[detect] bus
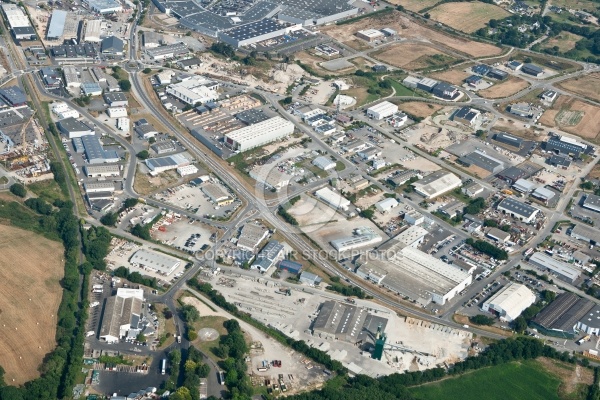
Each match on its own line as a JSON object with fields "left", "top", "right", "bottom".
{"left": 161, "top": 359, "right": 167, "bottom": 375}
{"left": 218, "top": 371, "right": 225, "bottom": 385}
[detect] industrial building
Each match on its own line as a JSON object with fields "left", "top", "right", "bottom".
{"left": 81, "top": 134, "right": 120, "bottom": 164}
{"left": 101, "top": 36, "right": 124, "bottom": 56}
{"left": 299, "top": 271, "right": 322, "bottom": 286}
{"left": 497, "top": 197, "right": 540, "bottom": 223}
{"left": 224, "top": 116, "right": 294, "bottom": 152}
{"left": 104, "top": 92, "right": 128, "bottom": 107}
{"left": 510, "top": 103, "right": 533, "bottom": 118}
{"left": 416, "top": 78, "right": 439, "bottom": 92}
{"left": 494, "top": 132, "right": 523, "bottom": 148}
{"left": 107, "top": 107, "right": 127, "bottom": 118}
{"left": 0, "top": 86, "right": 27, "bottom": 107}
{"left": 278, "top": 259, "right": 302, "bottom": 274}
{"left": 130, "top": 249, "right": 181, "bottom": 276}
{"left": 394, "top": 225, "right": 428, "bottom": 248}
{"left": 532, "top": 292, "right": 594, "bottom": 338}
{"left": 388, "top": 170, "right": 421, "bottom": 187}
{"left": 84, "top": 0, "right": 123, "bottom": 14}
{"left": 453, "top": 107, "right": 480, "bottom": 126}
{"left": 330, "top": 227, "right": 382, "bottom": 252}
{"left": 457, "top": 150, "right": 504, "bottom": 174}
{"left": 462, "top": 182, "right": 484, "bottom": 198}
{"left": 82, "top": 19, "right": 102, "bottom": 42}
{"left": 312, "top": 156, "right": 336, "bottom": 171}
{"left": 219, "top": 19, "right": 298, "bottom": 48}
{"left": 482, "top": 282, "right": 535, "bottom": 322}
{"left": 583, "top": 194, "right": 600, "bottom": 213}
{"left": 201, "top": 183, "right": 232, "bottom": 206}
{"left": 541, "top": 90, "right": 558, "bottom": 102}
{"left": 513, "top": 178, "right": 536, "bottom": 193}
{"left": 249, "top": 167, "right": 291, "bottom": 191}
{"left": 57, "top": 117, "right": 94, "bottom": 138}
{"left": 497, "top": 166, "right": 527, "bottom": 184}
{"left": 151, "top": 141, "right": 176, "bottom": 155}
{"left": 252, "top": 240, "right": 285, "bottom": 273}
{"left": 145, "top": 154, "right": 190, "bottom": 174}
{"left": 177, "top": 57, "right": 202, "bottom": 70}
{"left": 431, "top": 82, "right": 459, "bottom": 100}
{"left": 177, "top": 165, "right": 198, "bottom": 176}
{"left": 412, "top": 170, "right": 462, "bottom": 199}
{"left": 83, "top": 164, "right": 120, "bottom": 178}
{"left": 531, "top": 187, "right": 556, "bottom": 203}
{"left": 145, "top": 43, "right": 189, "bottom": 60}
{"left": 47, "top": 10, "right": 68, "bottom": 40}
{"left": 52, "top": 102, "right": 80, "bottom": 119}
{"left": 548, "top": 155, "right": 571, "bottom": 168}
{"left": 142, "top": 31, "right": 163, "bottom": 48}
{"left": 165, "top": 76, "right": 219, "bottom": 105}
{"left": 571, "top": 223, "right": 600, "bottom": 246}
{"left": 545, "top": 135, "right": 593, "bottom": 158}
{"left": 522, "top": 63, "right": 544, "bottom": 77}
{"left": 528, "top": 252, "right": 581, "bottom": 283}
{"left": 356, "top": 240, "right": 472, "bottom": 305}
{"left": 356, "top": 29, "right": 384, "bottom": 42}
{"left": 366, "top": 101, "right": 398, "bottom": 120}
{"left": 486, "top": 227, "right": 511, "bottom": 243}
{"left": 2, "top": 4, "right": 36, "bottom": 40}
{"left": 487, "top": 68, "right": 508, "bottom": 80}
{"left": 237, "top": 223, "right": 269, "bottom": 251}
{"left": 81, "top": 82, "right": 102, "bottom": 96}
{"left": 375, "top": 197, "right": 399, "bottom": 213}
{"left": 84, "top": 181, "right": 115, "bottom": 193}
{"left": 315, "top": 187, "right": 350, "bottom": 211}
{"left": 62, "top": 66, "right": 81, "bottom": 88}
{"left": 99, "top": 288, "right": 144, "bottom": 343}
{"left": 312, "top": 300, "right": 369, "bottom": 342}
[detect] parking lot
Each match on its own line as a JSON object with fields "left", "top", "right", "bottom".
{"left": 152, "top": 181, "right": 240, "bottom": 219}
{"left": 151, "top": 216, "right": 215, "bottom": 254}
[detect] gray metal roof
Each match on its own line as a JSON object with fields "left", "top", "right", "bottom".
{"left": 533, "top": 292, "right": 593, "bottom": 332}
{"left": 81, "top": 134, "right": 119, "bottom": 161}
{"left": 0, "top": 85, "right": 26, "bottom": 105}
{"left": 57, "top": 117, "right": 94, "bottom": 133}
{"left": 47, "top": 10, "right": 67, "bottom": 39}
{"left": 101, "top": 36, "right": 124, "bottom": 54}
{"left": 497, "top": 197, "right": 539, "bottom": 218}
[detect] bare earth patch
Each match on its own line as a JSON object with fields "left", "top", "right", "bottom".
{"left": 0, "top": 225, "right": 63, "bottom": 385}
{"left": 398, "top": 101, "right": 443, "bottom": 118}
{"left": 429, "top": 69, "right": 471, "bottom": 85}
{"left": 539, "top": 96, "right": 600, "bottom": 139}
{"left": 478, "top": 77, "right": 530, "bottom": 99}
{"left": 535, "top": 357, "right": 593, "bottom": 398}
{"left": 321, "top": 11, "right": 502, "bottom": 58}
{"left": 557, "top": 73, "right": 600, "bottom": 103}
{"left": 428, "top": 2, "right": 510, "bottom": 33}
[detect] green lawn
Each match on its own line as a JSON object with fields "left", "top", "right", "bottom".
{"left": 390, "top": 80, "right": 421, "bottom": 97}
{"left": 410, "top": 361, "right": 562, "bottom": 400}
{"left": 28, "top": 179, "right": 67, "bottom": 203}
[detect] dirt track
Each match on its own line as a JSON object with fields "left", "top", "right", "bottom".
{"left": 0, "top": 224, "right": 63, "bottom": 385}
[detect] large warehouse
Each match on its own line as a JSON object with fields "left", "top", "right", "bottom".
{"left": 497, "top": 197, "right": 540, "bottom": 223}
{"left": 457, "top": 150, "right": 505, "bottom": 174}
{"left": 99, "top": 288, "right": 144, "bottom": 343}
{"left": 84, "top": 0, "right": 122, "bottom": 14}
{"left": 315, "top": 187, "right": 351, "bottom": 211}
{"left": 412, "top": 170, "right": 462, "bottom": 199}
{"left": 583, "top": 194, "right": 600, "bottom": 213}
{"left": 80, "top": 135, "right": 119, "bottom": 164}
{"left": 218, "top": 19, "right": 299, "bottom": 48}
{"left": 330, "top": 227, "right": 382, "bottom": 252}
{"left": 366, "top": 101, "right": 398, "bottom": 120}
{"left": 2, "top": 4, "right": 36, "bottom": 39}
{"left": 571, "top": 223, "right": 600, "bottom": 246}
{"left": 481, "top": 282, "right": 535, "bottom": 322}
{"left": 532, "top": 292, "right": 595, "bottom": 338}
{"left": 356, "top": 240, "right": 472, "bottom": 305}
{"left": 224, "top": 116, "right": 294, "bottom": 152}
{"left": 129, "top": 249, "right": 181, "bottom": 276}
{"left": 145, "top": 153, "right": 190, "bottom": 174}
{"left": 165, "top": 76, "right": 218, "bottom": 105}
{"left": 312, "top": 300, "right": 387, "bottom": 343}
{"left": 528, "top": 252, "right": 581, "bottom": 283}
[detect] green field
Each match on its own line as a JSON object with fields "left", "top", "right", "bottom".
{"left": 410, "top": 361, "right": 562, "bottom": 400}
{"left": 389, "top": 80, "right": 421, "bottom": 97}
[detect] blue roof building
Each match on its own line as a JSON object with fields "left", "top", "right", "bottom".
{"left": 472, "top": 64, "right": 491, "bottom": 75}
{"left": 278, "top": 260, "right": 303, "bottom": 274}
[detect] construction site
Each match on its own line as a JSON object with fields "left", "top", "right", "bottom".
{"left": 210, "top": 270, "right": 473, "bottom": 377}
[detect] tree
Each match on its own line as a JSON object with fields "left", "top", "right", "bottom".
{"left": 136, "top": 150, "right": 150, "bottom": 160}
{"left": 475, "top": 129, "right": 486, "bottom": 138}
{"left": 143, "top": 67, "right": 152, "bottom": 74}
{"left": 131, "top": 223, "right": 151, "bottom": 240}
{"left": 581, "top": 181, "right": 594, "bottom": 190}
{"left": 469, "top": 315, "right": 495, "bottom": 326}
{"left": 180, "top": 304, "right": 200, "bottom": 323}
{"left": 489, "top": 19, "right": 498, "bottom": 28}
{"left": 282, "top": 96, "right": 293, "bottom": 105}
{"left": 122, "top": 198, "right": 139, "bottom": 209}
{"left": 119, "top": 79, "right": 132, "bottom": 91}
{"left": 136, "top": 333, "right": 146, "bottom": 343}
{"left": 187, "top": 329, "right": 198, "bottom": 341}
{"left": 424, "top": 12, "right": 431, "bottom": 19}
{"left": 484, "top": 219, "right": 498, "bottom": 227}
{"left": 524, "top": 57, "right": 532, "bottom": 63}
{"left": 360, "top": 209, "right": 375, "bottom": 219}
{"left": 512, "top": 316, "right": 528, "bottom": 333}
{"left": 100, "top": 212, "right": 118, "bottom": 226}
{"left": 163, "top": 309, "right": 173, "bottom": 319}
{"left": 9, "top": 183, "right": 26, "bottom": 198}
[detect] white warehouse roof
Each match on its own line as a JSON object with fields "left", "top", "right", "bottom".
{"left": 412, "top": 170, "right": 462, "bottom": 199}
{"left": 315, "top": 187, "right": 350, "bottom": 210}
{"left": 129, "top": 249, "right": 181, "bottom": 276}
{"left": 367, "top": 101, "right": 398, "bottom": 116}
{"left": 482, "top": 282, "right": 536, "bottom": 321}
